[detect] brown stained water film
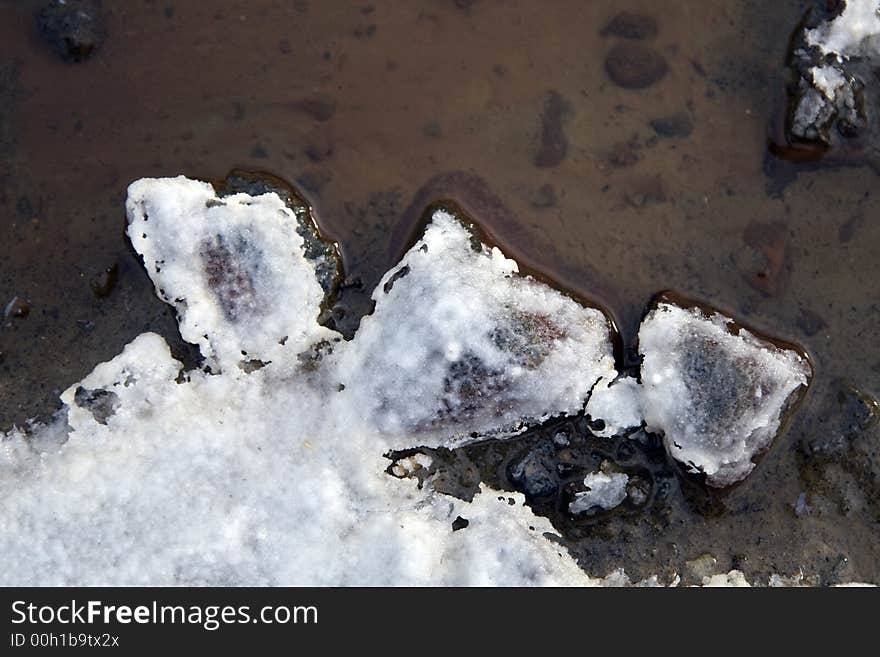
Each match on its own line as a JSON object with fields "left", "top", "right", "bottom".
{"left": 1, "top": 0, "right": 879, "bottom": 584}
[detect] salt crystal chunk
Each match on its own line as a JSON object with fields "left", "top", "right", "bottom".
{"left": 638, "top": 298, "right": 811, "bottom": 486}
{"left": 333, "top": 208, "right": 617, "bottom": 448}
{"left": 568, "top": 471, "right": 629, "bottom": 514}
{"left": 126, "top": 177, "right": 338, "bottom": 373}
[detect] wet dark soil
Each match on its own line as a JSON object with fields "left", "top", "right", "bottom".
{"left": 1, "top": 0, "right": 878, "bottom": 583}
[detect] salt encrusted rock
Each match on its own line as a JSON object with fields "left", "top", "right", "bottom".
{"left": 569, "top": 472, "right": 629, "bottom": 514}
{"left": 775, "top": 0, "right": 880, "bottom": 165}
{"left": 126, "top": 177, "right": 340, "bottom": 374}
{"left": 333, "top": 208, "right": 617, "bottom": 448}
{"left": 638, "top": 298, "right": 812, "bottom": 486}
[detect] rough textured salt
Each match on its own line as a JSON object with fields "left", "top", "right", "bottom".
{"left": 126, "top": 177, "right": 338, "bottom": 374}
{"left": 0, "top": 182, "right": 619, "bottom": 586}
{"left": 805, "top": 0, "right": 880, "bottom": 59}
{"left": 332, "top": 210, "right": 617, "bottom": 449}
{"left": 585, "top": 376, "right": 643, "bottom": 437}
{"left": 568, "top": 472, "right": 629, "bottom": 514}
{"left": 638, "top": 300, "right": 811, "bottom": 486}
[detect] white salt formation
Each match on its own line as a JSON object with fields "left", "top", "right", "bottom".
{"left": 788, "top": 1, "right": 880, "bottom": 143}
{"left": 0, "top": 180, "right": 621, "bottom": 586}
{"left": 568, "top": 472, "right": 629, "bottom": 514}
{"left": 126, "top": 177, "right": 338, "bottom": 373}
{"left": 333, "top": 210, "right": 616, "bottom": 449}
{"left": 638, "top": 300, "right": 812, "bottom": 486}
{"left": 585, "top": 376, "right": 642, "bottom": 437}
{"left": 805, "top": 0, "right": 880, "bottom": 59}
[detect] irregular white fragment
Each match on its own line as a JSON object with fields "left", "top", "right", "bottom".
{"left": 585, "top": 376, "right": 642, "bottom": 437}
{"left": 806, "top": 0, "right": 880, "bottom": 59}
{"left": 638, "top": 301, "right": 811, "bottom": 486}
{"left": 126, "top": 177, "right": 337, "bottom": 373}
{"left": 333, "top": 209, "right": 617, "bottom": 448}
{"left": 569, "top": 471, "right": 629, "bottom": 514}
{"left": 390, "top": 453, "right": 433, "bottom": 478}
{"left": 810, "top": 65, "right": 848, "bottom": 100}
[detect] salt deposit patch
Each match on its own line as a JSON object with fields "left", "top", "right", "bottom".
{"left": 126, "top": 177, "right": 338, "bottom": 374}
{"left": 0, "top": 182, "right": 621, "bottom": 586}
{"left": 333, "top": 210, "right": 617, "bottom": 449}
{"left": 638, "top": 299, "right": 812, "bottom": 486}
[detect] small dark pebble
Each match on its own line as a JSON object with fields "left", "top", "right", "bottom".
{"left": 605, "top": 43, "right": 668, "bottom": 90}
{"left": 250, "top": 144, "right": 269, "bottom": 159}
{"left": 451, "top": 516, "right": 469, "bottom": 531}
{"left": 608, "top": 141, "right": 640, "bottom": 167}
{"left": 600, "top": 12, "right": 658, "bottom": 40}
{"left": 89, "top": 264, "right": 118, "bottom": 298}
{"left": 534, "top": 90, "right": 571, "bottom": 168}
{"left": 531, "top": 183, "right": 557, "bottom": 209}
{"left": 797, "top": 308, "right": 827, "bottom": 337}
{"left": 291, "top": 96, "right": 336, "bottom": 122}
{"left": 649, "top": 113, "right": 693, "bottom": 138}
{"left": 304, "top": 133, "right": 334, "bottom": 162}
{"left": 37, "top": 0, "right": 106, "bottom": 63}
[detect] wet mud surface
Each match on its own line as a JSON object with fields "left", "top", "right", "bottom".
{"left": 1, "top": 0, "right": 878, "bottom": 583}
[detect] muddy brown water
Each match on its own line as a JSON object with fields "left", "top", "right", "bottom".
{"left": 1, "top": 0, "right": 878, "bottom": 584}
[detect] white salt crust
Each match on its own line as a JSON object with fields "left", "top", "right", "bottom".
{"left": 638, "top": 302, "right": 811, "bottom": 486}
{"left": 0, "top": 180, "right": 617, "bottom": 586}
{"left": 0, "top": 178, "right": 830, "bottom": 585}
{"left": 806, "top": 0, "right": 880, "bottom": 59}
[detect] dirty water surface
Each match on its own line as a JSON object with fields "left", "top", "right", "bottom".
{"left": 1, "top": 0, "right": 878, "bottom": 584}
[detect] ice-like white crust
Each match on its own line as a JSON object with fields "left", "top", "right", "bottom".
{"left": 806, "top": 0, "right": 880, "bottom": 58}
{"left": 333, "top": 210, "right": 616, "bottom": 448}
{"left": 126, "top": 177, "right": 337, "bottom": 373}
{"left": 585, "top": 376, "right": 643, "bottom": 437}
{"left": 0, "top": 313, "right": 605, "bottom": 587}
{"left": 569, "top": 472, "right": 629, "bottom": 514}
{"left": 638, "top": 301, "right": 811, "bottom": 486}
{"left": 0, "top": 186, "right": 627, "bottom": 586}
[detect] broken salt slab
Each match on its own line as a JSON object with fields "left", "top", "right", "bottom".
{"left": 126, "top": 176, "right": 338, "bottom": 373}
{"left": 805, "top": 0, "right": 880, "bottom": 59}
{"left": 638, "top": 298, "right": 811, "bottom": 487}
{"left": 585, "top": 376, "right": 642, "bottom": 437}
{"left": 569, "top": 472, "right": 629, "bottom": 514}
{"left": 333, "top": 208, "right": 617, "bottom": 448}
